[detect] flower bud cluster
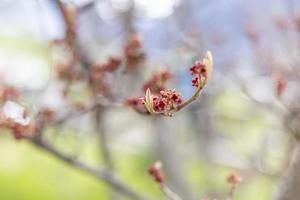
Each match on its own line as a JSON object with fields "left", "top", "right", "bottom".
{"left": 124, "top": 34, "right": 145, "bottom": 69}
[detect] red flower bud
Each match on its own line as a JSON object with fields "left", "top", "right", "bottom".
{"left": 226, "top": 172, "right": 242, "bottom": 184}
{"left": 148, "top": 161, "right": 164, "bottom": 183}
{"left": 124, "top": 34, "right": 145, "bottom": 69}
{"left": 191, "top": 77, "right": 200, "bottom": 87}
{"left": 273, "top": 72, "right": 287, "bottom": 98}
{"left": 190, "top": 60, "right": 206, "bottom": 75}
{"left": 103, "top": 56, "right": 122, "bottom": 72}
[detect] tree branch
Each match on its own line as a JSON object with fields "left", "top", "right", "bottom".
{"left": 30, "top": 136, "right": 150, "bottom": 200}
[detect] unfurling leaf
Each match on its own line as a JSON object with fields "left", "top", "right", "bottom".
{"left": 145, "top": 88, "right": 154, "bottom": 113}
{"left": 203, "top": 50, "right": 213, "bottom": 81}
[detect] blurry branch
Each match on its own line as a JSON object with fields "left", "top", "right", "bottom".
{"left": 52, "top": 103, "right": 99, "bottom": 125}
{"left": 246, "top": 153, "right": 281, "bottom": 178}
{"left": 233, "top": 79, "right": 299, "bottom": 177}
{"left": 227, "top": 184, "right": 236, "bottom": 200}
{"left": 95, "top": 106, "right": 114, "bottom": 169}
{"left": 53, "top": 97, "right": 117, "bottom": 174}
{"left": 236, "top": 77, "right": 300, "bottom": 142}
{"left": 94, "top": 106, "right": 118, "bottom": 200}
{"left": 201, "top": 133, "right": 281, "bottom": 178}
{"left": 234, "top": 29, "right": 300, "bottom": 199}
{"left": 78, "top": 0, "right": 99, "bottom": 12}
{"left": 153, "top": 117, "right": 196, "bottom": 200}
{"left": 239, "top": 19, "right": 300, "bottom": 198}
{"left": 122, "top": 0, "right": 136, "bottom": 36}
{"left": 53, "top": 0, "right": 92, "bottom": 71}
{"left": 30, "top": 136, "right": 150, "bottom": 200}
{"left": 275, "top": 110, "right": 300, "bottom": 200}
{"left": 172, "top": 0, "right": 205, "bottom": 53}
{"left": 51, "top": 100, "right": 123, "bottom": 125}
{"left": 239, "top": 83, "right": 284, "bottom": 115}
{"left": 161, "top": 185, "right": 183, "bottom": 200}
{"left": 275, "top": 144, "right": 300, "bottom": 200}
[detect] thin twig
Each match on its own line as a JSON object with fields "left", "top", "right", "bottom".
{"left": 176, "top": 79, "right": 206, "bottom": 111}
{"left": 50, "top": 100, "right": 124, "bottom": 125}
{"left": 161, "top": 184, "right": 183, "bottom": 200}
{"left": 228, "top": 184, "right": 236, "bottom": 200}
{"left": 52, "top": 103, "right": 99, "bottom": 125}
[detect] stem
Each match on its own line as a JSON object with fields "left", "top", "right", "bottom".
{"left": 176, "top": 75, "right": 206, "bottom": 111}
{"left": 228, "top": 184, "right": 236, "bottom": 200}
{"left": 161, "top": 184, "right": 184, "bottom": 200}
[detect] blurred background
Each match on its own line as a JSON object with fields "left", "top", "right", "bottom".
{"left": 0, "top": 0, "right": 300, "bottom": 200}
